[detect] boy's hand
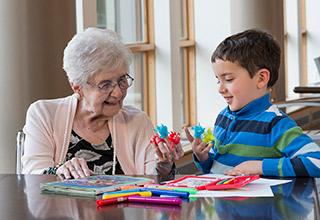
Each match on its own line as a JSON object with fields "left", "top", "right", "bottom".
{"left": 225, "top": 161, "right": 263, "bottom": 176}
{"left": 184, "top": 127, "right": 212, "bottom": 162}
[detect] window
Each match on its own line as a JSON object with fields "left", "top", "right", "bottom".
{"left": 179, "top": 0, "right": 196, "bottom": 127}
{"left": 284, "top": 0, "right": 320, "bottom": 99}
{"left": 77, "top": 0, "right": 156, "bottom": 123}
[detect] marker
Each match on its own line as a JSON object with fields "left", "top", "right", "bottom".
{"left": 216, "top": 179, "right": 229, "bottom": 185}
{"left": 127, "top": 196, "right": 182, "bottom": 205}
{"left": 223, "top": 178, "right": 236, "bottom": 185}
{"left": 96, "top": 197, "right": 128, "bottom": 207}
{"left": 102, "top": 191, "right": 152, "bottom": 199}
{"left": 119, "top": 185, "right": 139, "bottom": 190}
{"left": 145, "top": 185, "right": 197, "bottom": 194}
{"left": 103, "top": 189, "right": 141, "bottom": 195}
{"left": 140, "top": 188, "right": 189, "bottom": 198}
{"left": 171, "top": 187, "right": 197, "bottom": 195}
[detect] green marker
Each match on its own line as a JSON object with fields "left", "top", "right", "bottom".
{"left": 172, "top": 187, "right": 197, "bottom": 194}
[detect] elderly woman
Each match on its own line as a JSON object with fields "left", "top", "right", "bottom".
{"left": 22, "top": 28, "right": 184, "bottom": 179}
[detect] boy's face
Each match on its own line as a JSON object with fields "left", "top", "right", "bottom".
{"left": 212, "top": 59, "right": 267, "bottom": 111}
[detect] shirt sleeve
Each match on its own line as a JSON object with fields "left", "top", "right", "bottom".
{"left": 193, "top": 152, "right": 214, "bottom": 174}
{"left": 262, "top": 117, "right": 320, "bottom": 177}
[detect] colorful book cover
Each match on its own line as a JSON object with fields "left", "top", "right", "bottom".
{"left": 40, "top": 175, "right": 154, "bottom": 197}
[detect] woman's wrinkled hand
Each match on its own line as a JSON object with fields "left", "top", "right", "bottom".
{"left": 56, "top": 157, "right": 93, "bottom": 180}
{"left": 153, "top": 138, "right": 184, "bottom": 163}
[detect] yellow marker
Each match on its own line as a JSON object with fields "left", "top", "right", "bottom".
{"left": 222, "top": 178, "right": 236, "bottom": 185}
{"left": 102, "top": 191, "right": 152, "bottom": 199}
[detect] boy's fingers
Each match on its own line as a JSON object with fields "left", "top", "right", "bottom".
{"left": 184, "top": 127, "right": 194, "bottom": 143}
{"left": 198, "top": 142, "right": 210, "bottom": 152}
{"left": 203, "top": 143, "right": 213, "bottom": 153}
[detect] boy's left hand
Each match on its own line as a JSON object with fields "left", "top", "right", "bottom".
{"left": 225, "top": 161, "right": 263, "bottom": 176}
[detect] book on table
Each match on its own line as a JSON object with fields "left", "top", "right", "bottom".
{"left": 40, "top": 175, "right": 154, "bottom": 197}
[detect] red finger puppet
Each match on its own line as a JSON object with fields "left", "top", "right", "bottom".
{"left": 150, "top": 133, "right": 165, "bottom": 146}
{"left": 168, "top": 131, "right": 181, "bottom": 149}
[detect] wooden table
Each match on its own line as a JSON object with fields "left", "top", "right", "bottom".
{"left": 0, "top": 174, "right": 319, "bottom": 220}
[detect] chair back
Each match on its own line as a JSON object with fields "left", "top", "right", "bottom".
{"left": 16, "top": 130, "right": 25, "bottom": 174}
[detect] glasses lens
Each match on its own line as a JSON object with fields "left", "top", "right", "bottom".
{"left": 119, "top": 77, "right": 129, "bottom": 89}
{"left": 99, "top": 81, "right": 113, "bottom": 93}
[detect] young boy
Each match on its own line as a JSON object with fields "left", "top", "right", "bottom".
{"left": 185, "top": 29, "right": 320, "bottom": 177}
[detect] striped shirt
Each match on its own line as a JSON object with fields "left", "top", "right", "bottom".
{"left": 195, "top": 93, "right": 320, "bottom": 177}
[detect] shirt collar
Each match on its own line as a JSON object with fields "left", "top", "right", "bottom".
{"left": 227, "top": 93, "right": 272, "bottom": 116}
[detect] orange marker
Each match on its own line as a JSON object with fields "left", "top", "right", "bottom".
{"left": 96, "top": 197, "right": 128, "bottom": 207}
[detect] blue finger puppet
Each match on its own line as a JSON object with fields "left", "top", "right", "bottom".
{"left": 192, "top": 124, "right": 205, "bottom": 139}
{"left": 155, "top": 124, "right": 169, "bottom": 138}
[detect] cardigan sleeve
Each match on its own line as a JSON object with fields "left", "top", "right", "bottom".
{"left": 21, "top": 101, "right": 56, "bottom": 174}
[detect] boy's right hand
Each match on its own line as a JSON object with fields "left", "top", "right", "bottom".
{"left": 184, "top": 127, "right": 212, "bottom": 162}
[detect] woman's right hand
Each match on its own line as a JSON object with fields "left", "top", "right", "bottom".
{"left": 56, "top": 157, "right": 93, "bottom": 179}
{"left": 184, "top": 127, "right": 212, "bottom": 162}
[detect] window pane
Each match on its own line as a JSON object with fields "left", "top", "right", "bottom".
{"left": 180, "top": 48, "right": 188, "bottom": 126}
{"left": 97, "top": 0, "right": 145, "bottom": 43}
{"left": 124, "top": 53, "right": 144, "bottom": 110}
{"left": 180, "top": 0, "right": 187, "bottom": 39}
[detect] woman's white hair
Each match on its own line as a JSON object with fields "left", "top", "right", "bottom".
{"left": 63, "top": 27, "right": 132, "bottom": 85}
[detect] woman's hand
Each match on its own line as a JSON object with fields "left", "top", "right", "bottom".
{"left": 224, "top": 161, "right": 263, "bottom": 176}
{"left": 56, "top": 157, "right": 93, "bottom": 179}
{"left": 184, "top": 127, "right": 212, "bottom": 162}
{"left": 154, "top": 138, "right": 184, "bottom": 163}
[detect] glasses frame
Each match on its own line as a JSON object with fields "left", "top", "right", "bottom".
{"left": 87, "top": 74, "right": 134, "bottom": 95}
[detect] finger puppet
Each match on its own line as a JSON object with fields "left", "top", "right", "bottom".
{"left": 155, "top": 124, "right": 169, "bottom": 139}
{"left": 168, "top": 131, "right": 181, "bottom": 149}
{"left": 202, "top": 128, "right": 215, "bottom": 144}
{"left": 192, "top": 124, "right": 205, "bottom": 139}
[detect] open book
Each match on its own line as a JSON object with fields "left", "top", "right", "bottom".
{"left": 40, "top": 175, "right": 153, "bottom": 197}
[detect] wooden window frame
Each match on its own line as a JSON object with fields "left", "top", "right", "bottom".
{"left": 125, "top": 0, "right": 156, "bottom": 124}
{"left": 179, "top": 0, "right": 196, "bottom": 127}
{"left": 298, "top": 0, "right": 308, "bottom": 87}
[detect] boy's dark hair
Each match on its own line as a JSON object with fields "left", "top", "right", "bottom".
{"left": 211, "top": 29, "right": 280, "bottom": 88}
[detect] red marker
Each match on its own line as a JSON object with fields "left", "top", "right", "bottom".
{"left": 96, "top": 197, "right": 128, "bottom": 207}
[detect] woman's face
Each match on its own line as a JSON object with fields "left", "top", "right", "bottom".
{"left": 79, "top": 64, "right": 129, "bottom": 119}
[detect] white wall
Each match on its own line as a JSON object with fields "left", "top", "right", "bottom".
{"left": 0, "top": 1, "right": 75, "bottom": 173}
{"left": 194, "top": 0, "right": 231, "bottom": 127}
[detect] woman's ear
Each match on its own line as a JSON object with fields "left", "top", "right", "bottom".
{"left": 70, "top": 82, "right": 83, "bottom": 99}
{"left": 256, "top": 68, "right": 270, "bottom": 89}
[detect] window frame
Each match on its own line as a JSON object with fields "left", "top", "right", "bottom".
{"left": 179, "top": 0, "right": 196, "bottom": 127}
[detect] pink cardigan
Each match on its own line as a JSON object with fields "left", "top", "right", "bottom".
{"left": 22, "top": 94, "right": 156, "bottom": 175}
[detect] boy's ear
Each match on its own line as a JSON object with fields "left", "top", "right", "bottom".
{"left": 256, "top": 68, "right": 270, "bottom": 89}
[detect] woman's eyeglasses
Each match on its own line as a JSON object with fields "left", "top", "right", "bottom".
{"left": 87, "top": 74, "right": 134, "bottom": 94}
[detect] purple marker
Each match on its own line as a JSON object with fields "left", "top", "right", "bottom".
{"left": 127, "top": 196, "right": 182, "bottom": 206}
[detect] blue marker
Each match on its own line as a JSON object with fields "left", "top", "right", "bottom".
{"left": 140, "top": 188, "right": 190, "bottom": 199}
